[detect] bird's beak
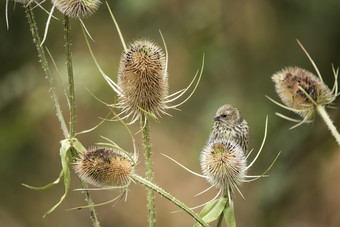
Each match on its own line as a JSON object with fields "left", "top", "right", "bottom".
{"left": 214, "top": 116, "right": 220, "bottom": 121}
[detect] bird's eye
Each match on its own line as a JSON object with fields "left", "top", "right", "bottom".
{"left": 222, "top": 114, "right": 227, "bottom": 118}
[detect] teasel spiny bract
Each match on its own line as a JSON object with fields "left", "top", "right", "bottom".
{"left": 200, "top": 117, "right": 274, "bottom": 203}
{"left": 6, "top": 0, "right": 34, "bottom": 29}
{"left": 72, "top": 143, "right": 209, "bottom": 226}
{"left": 164, "top": 117, "right": 277, "bottom": 205}
{"left": 268, "top": 40, "right": 340, "bottom": 146}
{"left": 200, "top": 140, "right": 247, "bottom": 198}
{"left": 268, "top": 40, "right": 339, "bottom": 129}
{"left": 74, "top": 146, "right": 137, "bottom": 188}
{"left": 85, "top": 3, "right": 204, "bottom": 124}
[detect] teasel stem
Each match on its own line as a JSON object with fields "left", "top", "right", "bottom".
{"left": 216, "top": 191, "right": 228, "bottom": 227}
{"left": 216, "top": 209, "right": 224, "bottom": 227}
{"left": 63, "top": 16, "right": 100, "bottom": 227}
{"left": 25, "top": 4, "right": 69, "bottom": 137}
{"left": 132, "top": 174, "right": 208, "bottom": 227}
{"left": 316, "top": 105, "right": 340, "bottom": 146}
{"left": 25, "top": 5, "right": 100, "bottom": 225}
{"left": 141, "top": 116, "right": 155, "bottom": 226}
{"left": 63, "top": 15, "right": 76, "bottom": 138}
{"left": 80, "top": 180, "right": 101, "bottom": 227}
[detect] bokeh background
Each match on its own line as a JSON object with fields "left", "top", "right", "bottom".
{"left": 1, "top": 0, "right": 340, "bottom": 226}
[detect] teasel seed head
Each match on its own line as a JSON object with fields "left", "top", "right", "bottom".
{"left": 272, "top": 66, "right": 334, "bottom": 119}
{"left": 200, "top": 140, "right": 247, "bottom": 193}
{"left": 74, "top": 146, "right": 135, "bottom": 187}
{"left": 51, "top": 0, "right": 101, "bottom": 18}
{"left": 117, "top": 39, "right": 168, "bottom": 121}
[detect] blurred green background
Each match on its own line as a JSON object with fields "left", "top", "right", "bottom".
{"left": 1, "top": 0, "right": 340, "bottom": 226}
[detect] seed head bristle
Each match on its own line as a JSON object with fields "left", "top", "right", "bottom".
{"left": 272, "top": 66, "right": 333, "bottom": 118}
{"left": 200, "top": 141, "right": 247, "bottom": 192}
{"left": 118, "top": 39, "right": 168, "bottom": 121}
{"left": 51, "top": 0, "right": 101, "bottom": 18}
{"left": 74, "top": 146, "right": 134, "bottom": 187}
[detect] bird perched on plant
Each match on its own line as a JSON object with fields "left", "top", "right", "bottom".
{"left": 208, "top": 104, "right": 249, "bottom": 152}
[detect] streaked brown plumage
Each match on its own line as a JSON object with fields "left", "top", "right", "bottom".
{"left": 208, "top": 104, "right": 249, "bottom": 152}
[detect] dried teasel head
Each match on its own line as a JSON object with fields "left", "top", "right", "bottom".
{"left": 200, "top": 141, "right": 247, "bottom": 193}
{"left": 117, "top": 39, "right": 168, "bottom": 122}
{"left": 272, "top": 66, "right": 334, "bottom": 119}
{"left": 87, "top": 8, "right": 205, "bottom": 124}
{"left": 51, "top": 0, "right": 101, "bottom": 18}
{"left": 74, "top": 146, "right": 135, "bottom": 187}
{"left": 268, "top": 41, "right": 339, "bottom": 128}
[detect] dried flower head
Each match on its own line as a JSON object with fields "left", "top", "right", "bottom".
{"left": 201, "top": 141, "right": 247, "bottom": 193}
{"left": 117, "top": 40, "right": 168, "bottom": 121}
{"left": 272, "top": 66, "right": 334, "bottom": 119}
{"left": 51, "top": 0, "right": 101, "bottom": 18}
{"left": 74, "top": 146, "right": 135, "bottom": 187}
{"left": 85, "top": 10, "right": 205, "bottom": 124}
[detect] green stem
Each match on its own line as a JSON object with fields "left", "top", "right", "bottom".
{"left": 63, "top": 16, "right": 100, "bottom": 227}
{"left": 216, "top": 192, "right": 228, "bottom": 227}
{"left": 132, "top": 174, "right": 208, "bottom": 227}
{"left": 25, "top": 4, "right": 69, "bottom": 138}
{"left": 216, "top": 211, "right": 224, "bottom": 227}
{"left": 25, "top": 5, "right": 99, "bottom": 226}
{"left": 64, "top": 15, "right": 76, "bottom": 138}
{"left": 80, "top": 180, "right": 101, "bottom": 227}
{"left": 141, "top": 117, "right": 155, "bottom": 226}
{"left": 316, "top": 105, "right": 340, "bottom": 147}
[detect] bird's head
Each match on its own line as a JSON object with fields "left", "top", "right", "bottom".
{"left": 214, "top": 104, "right": 243, "bottom": 127}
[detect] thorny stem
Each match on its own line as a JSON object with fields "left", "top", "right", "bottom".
{"left": 63, "top": 16, "right": 100, "bottom": 227}
{"left": 25, "top": 4, "right": 69, "bottom": 138}
{"left": 64, "top": 16, "right": 76, "bottom": 138}
{"left": 316, "top": 105, "right": 340, "bottom": 147}
{"left": 142, "top": 117, "right": 155, "bottom": 227}
{"left": 80, "top": 180, "right": 100, "bottom": 227}
{"left": 132, "top": 174, "right": 208, "bottom": 227}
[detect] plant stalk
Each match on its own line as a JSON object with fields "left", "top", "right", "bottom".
{"left": 25, "top": 4, "right": 69, "bottom": 138}
{"left": 80, "top": 180, "right": 101, "bottom": 226}
{"left": 132, "top": 174, "right": 208, "bottom": 227}
{"left": 63, "top": 15, "right": 76, "bottom": 138}
{"left": 63, "top": 16, "right": 100, "bottom": 227}
{"left": 216, "top": 192, "right": 228, "bottom": 227}
{"left": 316, "top": 105, "right": 340, "bottom": 147}
{"left": 141, "top": 117, "right": 155, "bottom": 226}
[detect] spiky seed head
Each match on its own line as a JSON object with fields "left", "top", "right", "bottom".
{"left": 209, "top": 104, "right": 249, "bottom": 152}
{"left": 51, "top": 0, "right": 101, "bottom": 18}
{"left": 74, "top": 146, "right": 134, "bottom": 187}
{"left": 200, "top": 141, "right": 247, "bottom": 192}
{"left": 118, "top": 39, "right": 168, "bottom": 120}
{"left": 272, "top": 66, "right": 333, "bottom": 119}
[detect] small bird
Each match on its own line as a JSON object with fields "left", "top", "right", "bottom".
{"left": 208, "top": 104, "right": 249, "bottom": 152}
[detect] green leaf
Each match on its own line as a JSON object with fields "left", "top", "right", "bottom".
{"left": 199, "top": 198, "right": 227, "bottom": 223}
{"left": 224, "top": 202, "right": 236, "bottom": 227}
{"left": 22, "top": 169, "right": 63, "bottom": 190}
{"left": 72, "top": 138, "right": 87, "bottom": 154}
{"left": 43, "top": 139, "right": 72, "bottom": 218}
